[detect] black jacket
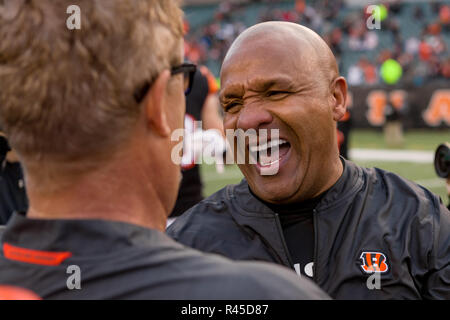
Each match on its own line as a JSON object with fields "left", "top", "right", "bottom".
{"left": 0, "top": 213, "right": 328, "bottom": 299}
{"left": 167, "top": 159, "right": 450, "bottom": 299}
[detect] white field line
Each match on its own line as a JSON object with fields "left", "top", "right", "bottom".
{"left": 349, "top": 149, "right": 434, "bottom": 163}
{"left": 203, "top": 149, "right": 441, "bottom": 184}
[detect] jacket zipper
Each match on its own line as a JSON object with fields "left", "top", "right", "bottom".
{"left": 274, "top": 213, "right": 294, "bottom": 268}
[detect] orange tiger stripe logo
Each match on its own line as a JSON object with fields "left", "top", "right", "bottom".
{"left": 360, "top": 251, "right": 389, "bottom": 273}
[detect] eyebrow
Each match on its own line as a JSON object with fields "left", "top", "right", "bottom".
{"left": 220, "top": 84, "right": 244, "bottom": 101}
{"left": 250, "top": 76, "right": 294, "bottom": 92}
{"left": 220, "top": 75, "right": 295, "bottom": 100}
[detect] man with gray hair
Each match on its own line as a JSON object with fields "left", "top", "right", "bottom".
{"left": 0, "top": 1, "right": 328, "bottom": 299}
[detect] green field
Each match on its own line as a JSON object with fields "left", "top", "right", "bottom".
{"left": 349, "top": 129, "right": 448, "bottom": 151}
{"left": 200, "top": 129, "right": 449, "bottom": 203}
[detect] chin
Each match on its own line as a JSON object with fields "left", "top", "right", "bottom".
{"left": 248, "top": 168, "right": 301, "bottom": 201}
{"left": 250, "top": 183, "right": 295, "bottom": 204}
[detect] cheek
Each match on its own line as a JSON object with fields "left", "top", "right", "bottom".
{"left": 223, "top": 114, "right": 239, "bottom": 149}
{"left": 223, "top": 113, "right": 237, "bottom": 130}
{"left": 284, "top": 99, "right": 332, "bottom": 137}
{"left": 168, "top": 77, "right": 186, "bottom": 125}
{"left": 171, "top": 94, "right": 186, "bottom": 129}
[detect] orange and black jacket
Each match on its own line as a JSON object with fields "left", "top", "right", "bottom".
{"left": 168, "top": 158, "right": 450, "bottom": 300}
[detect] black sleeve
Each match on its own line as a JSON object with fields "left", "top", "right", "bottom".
{"left": 0, "top": 136, "right": 10, "bottom": 165}
{"left": 422, "top": 198, "right": 450, "bottom": 299}
{"left": 236, "top": 262, "right": 331, "bottom": 300}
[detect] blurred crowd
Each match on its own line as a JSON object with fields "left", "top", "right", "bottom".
{"left": 184, "top": 0, "right": 450, "bottom": 86}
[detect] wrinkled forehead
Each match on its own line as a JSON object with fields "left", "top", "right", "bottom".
{"left": 220, "top": 35, "right": 317, "bottom": 95}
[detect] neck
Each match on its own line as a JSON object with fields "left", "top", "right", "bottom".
{"left": 311, "top": 155, "right": 344, "bottom": 198}
{"left": 25, "top": 152, "right": 167, "bottom": 232}
{"left": 294, "top": 154, "right": 344, "bottom": 203}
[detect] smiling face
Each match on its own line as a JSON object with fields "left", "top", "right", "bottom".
{"left": 220, "top": 23, "right": 347, "bottom": 204}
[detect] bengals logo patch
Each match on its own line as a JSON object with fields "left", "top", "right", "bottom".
{"left": 360, "top": 251, "right": 389, "bottom": 273}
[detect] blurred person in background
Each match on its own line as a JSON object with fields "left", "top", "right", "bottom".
{"left": 440, "top": 4, "right": 450, "bottom": 32}
{"left": 185, "top": 0, "right": 449, "bottom": 88}
{"left": 347, "top": 57, "right": 378, "bottom": 86}
{"left": 169, "top": 65, "right": 226, "bottom": 225}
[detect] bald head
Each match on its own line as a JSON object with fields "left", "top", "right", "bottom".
{"left": 222, "top": 21, "right": 339, "bottom": 83}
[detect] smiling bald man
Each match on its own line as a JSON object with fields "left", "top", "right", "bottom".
{"left": 167, "top": 22, "right": 450, "bottom": 300}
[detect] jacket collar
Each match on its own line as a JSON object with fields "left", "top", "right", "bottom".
{"left": 1, "top": 212, "right": 173, "bottom": 256}
{"left": 225, "top": 158, "right": 364, "bottom": 268}
{"left": 315, "top": 158, "right": 364, "bottom": 210}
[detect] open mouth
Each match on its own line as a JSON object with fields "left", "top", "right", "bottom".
{"left": 249, "top": 138, "right": 291, "bottom": 170}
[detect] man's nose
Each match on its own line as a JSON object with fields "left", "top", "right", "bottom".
{"left": 236, "top": 101, "right": 273, "bottom": 131}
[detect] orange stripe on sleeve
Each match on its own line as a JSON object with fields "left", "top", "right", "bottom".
{"left": 3, "top": 243, "right": 72, "bottom": 266}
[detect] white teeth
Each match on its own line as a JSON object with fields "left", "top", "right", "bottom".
{"left": 259, "top": 158, "right": 281, "bottom": 166}
{"left": 249, "top": 139, "right": 288, "bottom": 153}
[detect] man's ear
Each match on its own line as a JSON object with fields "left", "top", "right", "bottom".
{"left": 331, "top": 76, "right": 348, "bottom": 121}
{"left": 144, "top": 70, "right": 171, "bottom": 137}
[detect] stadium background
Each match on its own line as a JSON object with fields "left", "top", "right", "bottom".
{"left": 181, "top": 0, "right": 450, "bottom": 202}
